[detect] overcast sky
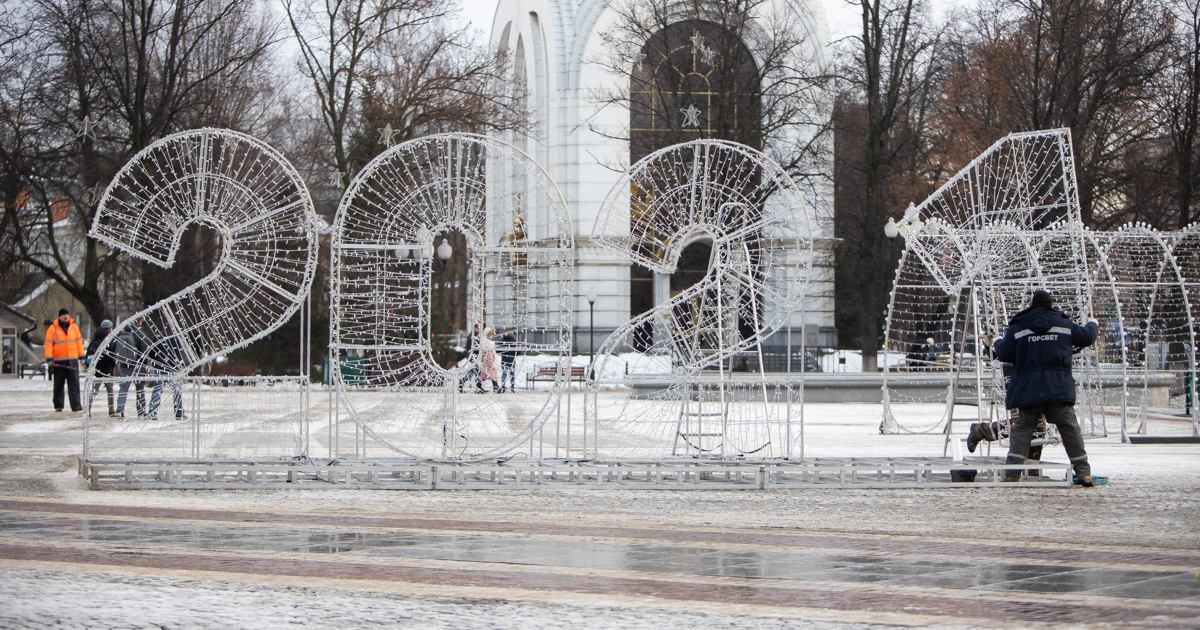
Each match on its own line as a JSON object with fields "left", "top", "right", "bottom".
{"left": 449, "top": 0, "right": 958, "bottom": 46}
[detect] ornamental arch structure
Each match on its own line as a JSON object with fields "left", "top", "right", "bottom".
{"left": 883, "top": 129, "right": 1200, "bottom": 442}
{"left": 328, "top": 134, "right": 574, "bottom": 462}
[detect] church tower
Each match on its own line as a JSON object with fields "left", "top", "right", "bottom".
{"left": 489, "top": 0, "right": 837, "bottom": 359}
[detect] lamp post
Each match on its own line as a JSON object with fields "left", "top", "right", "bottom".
{"left": 586, "top": 286, "right": 598, "bottom": 373}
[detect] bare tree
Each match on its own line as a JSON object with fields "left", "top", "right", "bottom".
{"left": 1161, "top": 0, "right": 1200, "bottom": 228}
{"left": 283, "top": 0, "right": 449, "bottom": 184}
{"left": 837, "top": 0, "right": 942, "bottom": 371}
{"left": 0, "top": 0, "right": 278, "bottom": 324}
{"left": 352, "top": 24, "right": 525, "bottom": 158}
{"left": 931, "top": 0, "right": 1173, "bottom": 227}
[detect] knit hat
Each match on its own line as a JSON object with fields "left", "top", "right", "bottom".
{"left": 58, "top": 308, "right": 69, "bottom": 316}
{"left": 100, "top": 319, "right": 113, "bottom": 328}
{"left": 1030, "top": 290, "right": 1054, "bottom": 309}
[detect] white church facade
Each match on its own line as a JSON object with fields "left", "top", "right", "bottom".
{"left": 487, "top": 0, "right": 837, "bottom": 359}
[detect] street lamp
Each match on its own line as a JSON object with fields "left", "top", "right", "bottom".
{"left": 885, "top": 203, "right": 921, "bottom": 240}
{"left": 884, "top": 217, "right": 899, "bottom": 239}
{"left": 586, "top": 286, "right": 598, "bottom": 374}
{"left": 437, "top": 238, "right": 452, "bottom": 261}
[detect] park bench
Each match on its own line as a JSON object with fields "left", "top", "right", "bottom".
{"left": 525, "top": 364, "right": 587, "bottom": 388}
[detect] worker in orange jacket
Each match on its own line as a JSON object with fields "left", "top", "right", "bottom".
{"left": 45, "top": 308, "right": 84, "bottom": 412}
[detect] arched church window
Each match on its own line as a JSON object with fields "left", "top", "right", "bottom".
{"left": 630, "top": 20, "right": 762, "bottom": 163}
{"left": 627, "top": 21, "right": 763, "bottom": 350}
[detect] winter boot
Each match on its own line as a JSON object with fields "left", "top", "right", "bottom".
{"left": 967, "top": 423, "right": 984, "bottom": 453}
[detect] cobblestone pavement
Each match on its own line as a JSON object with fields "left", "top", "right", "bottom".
{"left": 2, "top": 388, "right": 1198, "bottom": 628}
{"left": 0, "top": 499, "right": 1198, "bottom": 629}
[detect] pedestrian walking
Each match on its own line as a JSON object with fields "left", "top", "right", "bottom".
{"left": 114, "top": 320, "right": 149, "bottom": 418}
{"left": 991, "top": 290, "right": 1099, "bottom": 486}
{"left": 44, "top": 308, "right": 84, "bottom": 412}
{"left": 147, "top": 324, "right": 186, "bottom": 419}
{"left": 85, "top": 319, "right": 119, "bottom": 416}
{"left": 458, "top": 324, "right": 482, "bottom": 393}
{"left": 479, "top": 328, "right": 498, "bottom": 392}
{"left": 498, "top": 332, "right": 517, "bottom": 392}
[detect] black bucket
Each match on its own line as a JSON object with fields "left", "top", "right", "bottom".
{"left": 951, "top": 469, "right": 977, "bottom": 482}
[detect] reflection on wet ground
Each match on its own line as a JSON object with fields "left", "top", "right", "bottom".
{"left": 2, "top": 514, "right": 1196, "bottom": 600}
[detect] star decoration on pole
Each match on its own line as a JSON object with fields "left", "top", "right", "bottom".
{"left": 699, "top": 45, "right": 717, "bottom": 67}
{"left": 330, "top": 170, "right": 345, "bottom": 188}
{"left": 79, "top": 115, "right": 96, "bottom": 141}
{"left": 690, "top": 31, "right": 705, "bottom": 54}
{"left": 378, "top": 123, "right": 397, "bottom": 147}
{"left": 681, "top": 103, "right": 702, "bottom": 128}
{"left": 633, "top": 51, "right": 647, "bottom": 73}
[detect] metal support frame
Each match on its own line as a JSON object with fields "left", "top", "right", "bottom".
{"left": 882, "top": 128, "right": 1200, "bottom": 441}
{"left": 584, "top": 140, "right": 813, "bottom": 461}
{"left": 80, "top": 457, "right": 1072, "bottom": 490}
{"left": 328, "top": 133, "right": 574, "bottom": 462}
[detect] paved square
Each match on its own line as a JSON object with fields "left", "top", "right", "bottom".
{"left": 1, "top": 384, "right": 1197, "bottom": 629}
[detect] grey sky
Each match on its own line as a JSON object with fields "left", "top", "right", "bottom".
{"left": 450, "top": 0, "right": 959, "bottom": 44}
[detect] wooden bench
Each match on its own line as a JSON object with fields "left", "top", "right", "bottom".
{"left": 209, "top": 363, "right": 258, "bottom": 386}
{"left": 526, "top": 365, "right": 587, "bottom": 388}
{"left": 210, "top": 363, "right": 257, "bottom": 377}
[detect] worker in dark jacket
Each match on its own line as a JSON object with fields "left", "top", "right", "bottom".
{"left": 992, "top": 290, "right": 1099, "bottom": 486}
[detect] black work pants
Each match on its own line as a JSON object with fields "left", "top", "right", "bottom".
{"left": 51, "top": 361, "right": 81, "bottom": 411}
{"left": 1006, "top": 401, "right": 1091, "bottom": 478}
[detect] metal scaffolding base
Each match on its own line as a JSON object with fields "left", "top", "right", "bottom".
{"left": 80, "top": 457, "right": 1073, "bottom": 490}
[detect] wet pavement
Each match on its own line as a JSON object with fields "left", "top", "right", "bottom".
{"left": 2, "top": 511, "right": 1198, "bottom": 599}
{"left": 1, "top": 499, "right": 1198, "bottom": 628}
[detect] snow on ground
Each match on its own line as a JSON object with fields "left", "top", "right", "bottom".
{"left": 1, "top": 568, "right": 909, "bottom": 630}
{"left": 0, "top": 383, "right": 1197, "bottom": 550}
{"left": 0, "top": 378, "right": 52, "bottom": 392}
{"left": 0, "top": 382, "right": 1197, "bottom": 629}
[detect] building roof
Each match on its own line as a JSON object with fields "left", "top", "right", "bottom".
{"left": 1, "top": 302, "right": 36, "bottom": 325}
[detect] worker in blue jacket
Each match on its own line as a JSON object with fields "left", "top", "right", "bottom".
{"left": 992, "top": 290, "right": 1099, "bottom": 486}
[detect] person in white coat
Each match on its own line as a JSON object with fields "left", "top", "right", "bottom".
{"left": 478, "top": 327, "right": 498, "bottom": 393}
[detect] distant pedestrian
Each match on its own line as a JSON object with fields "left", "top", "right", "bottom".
{"left": 147, "top": 323, "right": 186, "bottom": 419}
{"left": 19, "top": 323, "right": 36, "bottom": 348}
{"left": 86, "top": 319, "right": 118, "bottom": 416}
{"left": 44, "top": 308, "right": 84, "bottom": 412}
{"left": 992, "top": 290, "right": 1099, "bottom": 486}
{"left": 458, "top": 324, "right": 482, "bottom": 393}
{"left": 922, "top": 336, "right": 939, "bottom": 370}
{"left": 114, "top": 319, "right": 149, "bottom": 419}
{"left": 498, "top": 332, "right": 517, "bottom": 392}
{"left": 479, "top": 328, "right": 498, "bottom": 392}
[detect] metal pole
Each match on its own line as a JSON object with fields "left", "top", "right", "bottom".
{"left": 589, "top": 302, "right": 595, "bottom": 372}
{"left": 787, "top": 315, "right": 792, "bottom": 374}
